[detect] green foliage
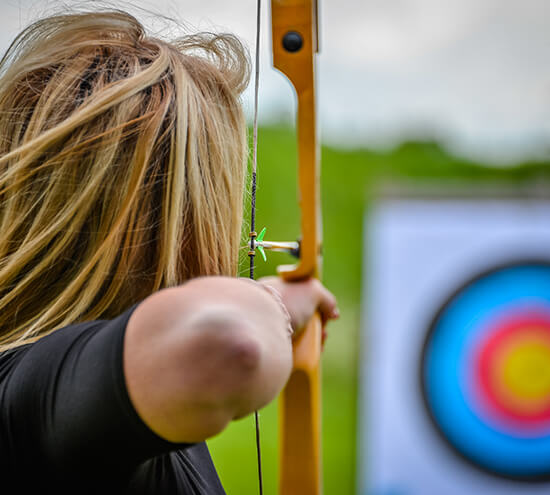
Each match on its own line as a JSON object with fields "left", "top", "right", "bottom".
{"left": 208, "top": 125, "right": 550, "bottom": 494}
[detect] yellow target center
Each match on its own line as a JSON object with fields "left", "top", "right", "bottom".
{"left": 501, "top": 339, "right": 550, "bottom": 403}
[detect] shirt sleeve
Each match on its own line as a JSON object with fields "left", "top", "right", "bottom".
{"left": 2, "top": 304, "right": 189, "bottom": 483}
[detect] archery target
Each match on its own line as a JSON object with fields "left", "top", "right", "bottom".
{"left": 360, "top": 197, "right": 550, "bottom": 495}
{"left": 422, "top": 262, "right": 550, "bottom": 480}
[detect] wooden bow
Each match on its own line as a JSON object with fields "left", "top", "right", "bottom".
{"left": 270, "top": 1, "right": 322, "bottom": 493}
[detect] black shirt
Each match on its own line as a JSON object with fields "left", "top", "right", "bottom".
{"left": 0, "top": 305, "right": 226, "bottom": 494}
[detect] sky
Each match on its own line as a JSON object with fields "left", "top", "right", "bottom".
{"left": 2, "top": 0, "right": 550, "bottom": 164}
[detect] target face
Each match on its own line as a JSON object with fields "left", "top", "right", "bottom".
{"left": 422, "top": 262, "right": 550, "bottom": 480}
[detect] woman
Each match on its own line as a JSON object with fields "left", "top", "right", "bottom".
{"left": 0, "top": 9, "right": 338, "bottom": 494}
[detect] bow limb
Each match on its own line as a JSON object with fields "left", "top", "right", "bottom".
{"left": 270, "top": 1, "right": 322, "bottom": 493}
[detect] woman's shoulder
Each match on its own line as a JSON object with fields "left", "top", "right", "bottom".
{"left": 0, "top": 304, "right": 139, "bottom": 395}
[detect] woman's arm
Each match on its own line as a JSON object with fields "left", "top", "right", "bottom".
{"left": 124, "top": 276, "right": 323, "bottom": 444}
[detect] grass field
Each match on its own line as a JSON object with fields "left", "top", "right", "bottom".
{"left": 207, "top": 126, "right": 550, "bottom": 494}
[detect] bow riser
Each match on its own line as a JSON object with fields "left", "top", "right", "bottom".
{"left": 270, "top": 1, "right": 322, "bottom": 493}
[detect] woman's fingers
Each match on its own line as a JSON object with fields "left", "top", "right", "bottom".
{"left": 311, "top": 278, "right": 339, "bottom": 326}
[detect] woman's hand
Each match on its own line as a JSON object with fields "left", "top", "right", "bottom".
{"left": 258, "top": 277, "right": 339, "bottom": 339}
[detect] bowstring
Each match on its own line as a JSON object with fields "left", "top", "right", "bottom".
{"left": 249, "top": 1, "right": 263, "bottom": 494}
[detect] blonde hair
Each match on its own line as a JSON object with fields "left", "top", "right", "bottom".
{"left": 0, "top": 10, "right": 250, "bottom": 350}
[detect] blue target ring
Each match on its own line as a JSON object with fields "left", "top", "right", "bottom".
{"left": 421, "top": 261, "right": 550, "bottom": 480}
